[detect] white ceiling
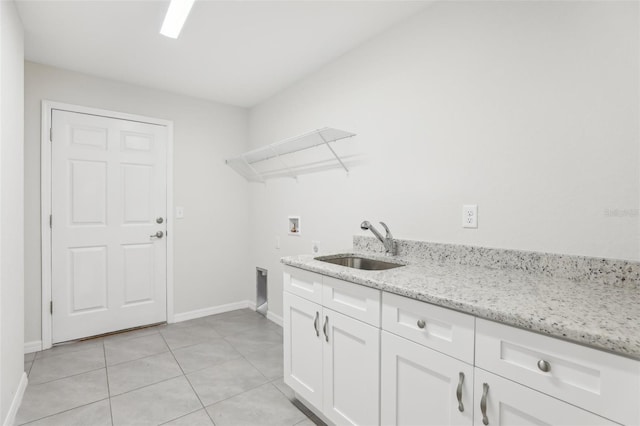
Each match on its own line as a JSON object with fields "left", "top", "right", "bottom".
{"left": 16, "top": 0, "right": 431, "bottom": 107}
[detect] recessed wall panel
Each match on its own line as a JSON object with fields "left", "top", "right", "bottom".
{"left": 70, "top": 160, "right": 107, "bottom": 225}
{"left": 69, "top": 246, "right": 107, "bottom": 313}
{"left": 122, "top": 164, "right": 153, "bottom": 223}
{"left": 123, "top": 243, "right": 154, "bottom": 305}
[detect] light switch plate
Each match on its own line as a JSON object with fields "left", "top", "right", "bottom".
{"left": 463, "top": 204, "right": 477, "bottom": 228}
{"left": 175, "top": 206, "right": 184, "bottom": 219}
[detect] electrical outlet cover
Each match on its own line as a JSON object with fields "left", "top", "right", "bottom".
{"left": 311, "top": 240, "right": 320, "bottom": 254}
{"left": 463, "top": 205, "right": 478, "bottom": 228}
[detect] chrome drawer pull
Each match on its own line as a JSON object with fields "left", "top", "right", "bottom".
{"left": 456, "top": 372, "right": 464, "bottom": 412}
{"left": 323, "top": 316, "right": 329, "bottom": 342}
{"left": 417, "top": 319, "right": 426, "bottom": 329}
{"left": 313, "top": 311, "right": 319, "bottom": 337}
{"left": 537, "top": 359, "right": 551, "bottom": 372}
{"left": 480, "top": 383, "right": 489, "bottom": 425}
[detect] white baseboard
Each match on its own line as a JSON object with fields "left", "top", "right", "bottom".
{"left": 267, "top": 311, "right": 283, "bottom": 327}
{"left": 173, "top": 300, "right": 252, "bottom": 323}
{"left": 4, "top": 372, "right": 27, "bottom": 426}
{"left": 172, "top": 300, "right": 283, "bottom": 329}
{"left": 24, "top": 341, "right": 42, "bottom": 354}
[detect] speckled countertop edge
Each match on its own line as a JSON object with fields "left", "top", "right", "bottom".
{"left": 281, "top": 252, "right": 640, "bottom": 360}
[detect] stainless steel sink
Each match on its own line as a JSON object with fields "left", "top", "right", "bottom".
{"left": 315, "top": 255, "right": 404, "bottom": 271}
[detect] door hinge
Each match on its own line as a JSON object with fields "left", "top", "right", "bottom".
{"left": 49, "top": 128, "right": 52, "bottom": 142}
{"left": 49, "top": 214, "right": 52, "bottom": 228}
{"left": 50, "top": 301, "right": 53, "bottom": 315}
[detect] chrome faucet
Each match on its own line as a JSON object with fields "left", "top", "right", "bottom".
{"left": 360, "top": 220, "right": 396, "bottom": 256}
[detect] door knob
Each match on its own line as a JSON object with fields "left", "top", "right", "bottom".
{"left": 150, "top": 231, "right": 164, "bottom": 239}
{"left": 156, "top": 217, "right": 164, "bottom": 224}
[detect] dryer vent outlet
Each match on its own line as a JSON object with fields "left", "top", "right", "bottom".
{"left": 256, "top": 267, "right": 268, "bottom": 316}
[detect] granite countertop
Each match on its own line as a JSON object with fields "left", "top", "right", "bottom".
{"left": 281, "top": 250, "right": 640, "bottom": 360}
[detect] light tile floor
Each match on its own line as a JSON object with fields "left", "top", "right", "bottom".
{"left": 18, "top": 309, "right": 321, "bottom": 426}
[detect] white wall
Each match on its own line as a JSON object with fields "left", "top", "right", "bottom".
{"left": 248, "top": 1, "right": 640, "bottom": 317}
{"left": 25, "top": 62, "right": 251, "bottom": 344}
{"left": 1, "top": 0, "right": 25, "bottom": 422}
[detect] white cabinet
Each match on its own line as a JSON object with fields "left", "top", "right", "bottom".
{"left": 323, "top": 308, "right": 380, "bottom": 426}
{"left": 382, "top": 292, "right": 475, "bottom": 363}
{"left": 475, "top": 319, "right": 639, "bottom": 426}
{"left": 283, "top": 292, "right": 323, "bottom": 408}
{"left": 284, "top": 265, "right": 639, "bottom": 426}
{"left": 322, "top": 275, "right": 381, "bottom": 326}
{"left": 473, "top": 368, "right": 617, "bottom": 426}
{"left": 283, "top": 268, "right": 381, "bottom": 426}
{"left": 381, "top": 292, "right": 475, "bottom": 426}
{"left": 381, "top": 331, "right": 473, "bottom": 426}
{"left": 284, "top": 265, "right": 323, "bottom": 303}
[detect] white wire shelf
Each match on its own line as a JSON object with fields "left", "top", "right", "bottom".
{"left": 225, "top": 127, "right": 357, "bottom": 182}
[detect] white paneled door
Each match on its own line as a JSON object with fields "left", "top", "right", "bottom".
{"left": 51, "top": 109, "right": 168, "bottom": 343}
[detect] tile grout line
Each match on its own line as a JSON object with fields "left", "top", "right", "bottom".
{"left": 103, "top": 341, "right": 115, "bottom": 426}
{"left": 25, "top": 365, "right": 107, "bottom": 387}
{"left": 27, "top": 344, "right": 106, "bottom": 385}
{"left": 200, "top": 379, "right": 275, "bottom": 410}
{"left": 158, "top": 332, "right": 216, "bottom": 425}
{"left": 17, "top": 397, "right": 112, "bottom": 426}
{"left": 30, "top": 344, "right": 104, "bottom": 367}
{"left": 156, "top": 407, "right": 215, "bottom": 426}
{"left": 105, "top": 348, "right": 172, "bottom": 368}
{"left": 241, "top": 351, "right": 277, "bottom": 383}
{"left": 34, "top": 340, "right": 105, "bottom": 360}
{"left": 109, "top": 373, "right": 190, "bottom": 400}
{"left": 107, "top": 351, "right": 242, "bottom": 398}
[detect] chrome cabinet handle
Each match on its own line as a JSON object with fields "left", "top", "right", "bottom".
{"left": 313, "top": 312, "right": 319, "bottom": 337}
{"left": 480, "top": 383, "right": 489, "bottom": 425}
{"left": 150, "top": 231, "right": 164, "bottom": 239}
{"left": 323, "top": 316, "right": 329, "bottom": 342}
{"left": 537, "top": 359, "right": 551, "bottom": 372}
{"left": 417, "top": 319, "right": 426, "bottom": 329}
{"left": 456, "top": 372, "right": 464, "bottom": 412}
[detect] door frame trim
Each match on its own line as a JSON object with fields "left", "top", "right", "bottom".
{"left": 41, "top": 100, "right": 175, "bottom": 349}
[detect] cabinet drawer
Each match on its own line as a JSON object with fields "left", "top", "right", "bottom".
{"left": 476, "top": 319, "right": 640, "bottom": 425}
{"left": 322, "top": 276, "right": 380, "bottom": 327}
{"left": 382, "top": 292, "right": 475, "bottom": 364}
{"left": 283, "top": 266, "right": 323, "bottom": 304}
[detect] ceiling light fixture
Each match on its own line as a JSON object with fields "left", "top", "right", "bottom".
{"left": 160, "top": 0, "right": 196, "bottom": 39}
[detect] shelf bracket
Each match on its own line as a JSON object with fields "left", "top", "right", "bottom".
{"left": 318, "top": 132, "right": 349, "bottom": 175}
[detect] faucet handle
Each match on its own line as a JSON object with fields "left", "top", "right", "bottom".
{"left": 379, "top": 222, "right": 393, "bottom": 238}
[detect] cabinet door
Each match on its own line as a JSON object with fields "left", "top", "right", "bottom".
{"left": 473, "top": 369, "right": 617, "bottom": 426}
{"left": 323, "top": 308, "right": 380, "bottom": 426}
{"left": 283, "top": 292, "right": 323, "bottom": 410}
{"left": 381, "top": 331, "right": 473, "bottom": 426}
